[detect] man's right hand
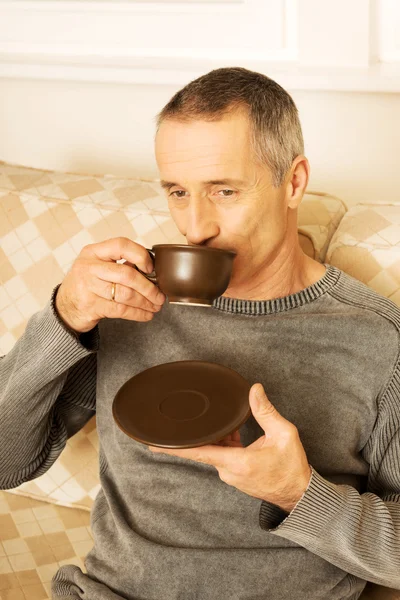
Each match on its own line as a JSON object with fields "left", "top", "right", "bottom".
{"left": 55, "top": 237, "right": 166, "bottom": 334}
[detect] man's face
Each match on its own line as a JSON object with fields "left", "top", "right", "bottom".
{"left": 155, "top": 110, "right": 290, "bottom": 286}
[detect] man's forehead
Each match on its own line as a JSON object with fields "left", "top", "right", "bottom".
{"left": 157, "top": 151, "right": 248, "bottom": 186}
{"left": 155, "top": 116, "right": 254, "bottom": 186}
{"left": 155, "top": 114, "right": 250, "bottom": 151}
{"left": 159, "top": 177, "right": 248, "bottom": 191}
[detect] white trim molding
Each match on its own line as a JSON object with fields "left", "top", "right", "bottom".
{"left": 0, "top": 0, "right": 297, "bottom": 61}
{"left": 0, "top": 0, "right": 399, "bottom": 91}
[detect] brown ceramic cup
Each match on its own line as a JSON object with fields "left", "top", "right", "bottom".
{"left": 133, "top": 244, "right": 237, "bottom": 307}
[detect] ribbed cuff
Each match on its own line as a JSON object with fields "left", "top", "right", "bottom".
{"left": 259, "top": 501, "right": 289, "bottom": 530}
{"left": 34, "top": 284, "right": 99, "bottom": 374}
{"left": 259, "top": 467, "right": 346, "bottom": 540}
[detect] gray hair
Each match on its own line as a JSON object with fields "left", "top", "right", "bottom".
{"left": 154, "top": 67, "right": 304, "bottom": 187}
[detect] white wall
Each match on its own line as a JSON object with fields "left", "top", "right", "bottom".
{"left": 1, "top": 77, "right": 399, "bottom": 209}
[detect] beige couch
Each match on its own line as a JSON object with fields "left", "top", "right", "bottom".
{"left": 0, "top": 161, "right": 399, "bottom": 600}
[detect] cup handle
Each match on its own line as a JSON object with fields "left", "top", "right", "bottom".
{"left": 133, "top": 248, "right": 158, "bottom": 284}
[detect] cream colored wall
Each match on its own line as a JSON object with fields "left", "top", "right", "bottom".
{"left": 1, "top": 78, "right": 399, "bottom": 209}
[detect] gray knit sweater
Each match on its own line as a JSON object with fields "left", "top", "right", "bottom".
{"left": 1, "top": 264, "right": 400, "bottom": 600}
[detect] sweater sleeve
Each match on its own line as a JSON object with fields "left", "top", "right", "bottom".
{"left": 259, "top": 340, "right": 400, "bottom": 590}
{"left": 0, "top": 284, "right": 99, "bottom": 490}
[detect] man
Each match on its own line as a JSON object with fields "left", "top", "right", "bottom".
{"left": 0, "top": 67, "right": 399, "bottom": 600}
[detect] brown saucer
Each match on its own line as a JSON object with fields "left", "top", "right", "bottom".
{"left": 112, "top": 360, "right": 252, "bottom": 449}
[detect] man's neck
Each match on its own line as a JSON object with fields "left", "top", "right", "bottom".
{"left": 221, "top": 248, "right": 326, "bottom": 302}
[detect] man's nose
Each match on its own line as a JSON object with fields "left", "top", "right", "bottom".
{"left": 185, "top": 198, "right": 219, "bottom": 246}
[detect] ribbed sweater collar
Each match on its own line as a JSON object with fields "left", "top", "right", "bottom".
{"left": 212, "top": 263, "right": 341, "bottom": 315}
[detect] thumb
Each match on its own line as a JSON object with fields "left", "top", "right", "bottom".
{"left": 250, "top": 383, "right": 285, "bottom": 432}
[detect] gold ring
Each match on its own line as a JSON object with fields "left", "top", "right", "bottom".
{"left": 111, "top": 282, "right": 116, "bottom": 302}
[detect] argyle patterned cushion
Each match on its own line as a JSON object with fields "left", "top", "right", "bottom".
{"left": 326, "top": 203, "right": 400, "bottom": 307}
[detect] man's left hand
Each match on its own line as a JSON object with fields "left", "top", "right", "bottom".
{"left": 149, "top": 383, "right": 312, "bottom": 513}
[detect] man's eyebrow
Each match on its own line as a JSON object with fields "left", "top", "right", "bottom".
{"left": 160, "top": 178, "right": 246, "bottom": 191}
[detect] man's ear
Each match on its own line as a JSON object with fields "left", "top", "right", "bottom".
{"left": 285, "top": 156, "right": 310, "bottom": 209}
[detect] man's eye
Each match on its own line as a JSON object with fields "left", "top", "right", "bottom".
{"left": 169, "top": 189, "right": 235, "bottom": 198}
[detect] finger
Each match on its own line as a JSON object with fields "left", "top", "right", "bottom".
{"left": 151, "top": 445, "right": 243, "bottom": 470}
{"left": 231, "top": 429, "right": 241, "bottom": 443}
{"left": 89, "top": 275, "right": 160, "bottom": 313}
{"left": 83, "top": 237, "right": 154, "bottom": 273}
{"left": 216, "top": 428, "right": 241, "bottom": 445}
{"left": 91, "top": 260, "right": 165, "bottom": 306}
{"left": 217, "top": 440, "right": 243, "bottom": 448}
{"left": 92, "top": 294, "right": 156, "bottom": 323}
